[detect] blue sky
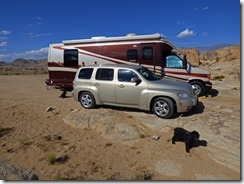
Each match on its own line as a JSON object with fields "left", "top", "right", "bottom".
{"left": 0, "top": 0, "right": 241, "bottom": 62}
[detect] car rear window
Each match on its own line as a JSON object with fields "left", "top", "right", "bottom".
{"left": 78, "top": 68, "right": 93, "bottom": 79}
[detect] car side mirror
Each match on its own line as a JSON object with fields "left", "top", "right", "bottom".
{"left": 131, "top": 77, "right": 141, "bottom": 85}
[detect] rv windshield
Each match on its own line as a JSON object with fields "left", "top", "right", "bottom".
{"left": 137, "top": 67, "right": 161, "bottom": 81}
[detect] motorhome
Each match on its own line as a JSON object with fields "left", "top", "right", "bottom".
{"left": 46, "top": 33, "right": 212, "bottom": 96}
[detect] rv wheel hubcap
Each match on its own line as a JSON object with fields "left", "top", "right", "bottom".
{"left": 192, "top": 84, "right": 201, "bottom": 95}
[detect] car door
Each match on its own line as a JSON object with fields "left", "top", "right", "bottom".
{"left": 93, "top": 68, "right": 116, "bottom": 103}
{"left": 115, "top": 69, "right": 146, "bottom": 107}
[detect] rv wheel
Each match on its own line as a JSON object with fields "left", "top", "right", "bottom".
{"left": 190, "top": 81, "right": 205, "bottom": 96}
{"left": 152, "top": 97, "right": 175, "bottom": 119}
{"left": 79, "top": 92, "right": 96, "bottom": 109}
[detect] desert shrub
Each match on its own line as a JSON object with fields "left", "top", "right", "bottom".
{"left": 46, "top": 152, "right": 56, "bottom": 165}
{"left": 53, "top": 176, "right": 67, "bottom": 180}
{"left": 20, "top": 137, "right": 31, "bottom": 146}
{"left": 139, "top": 133, "right": 145, "bottom": 139}
{"left": 132, "top": 170, "right": 154, "bottom": 180}
{"left": 212, "top": 75, "right": 225, "bottom": 81}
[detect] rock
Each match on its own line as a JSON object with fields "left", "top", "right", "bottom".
{"left": 179, "top": 48, "right": 200, "bottom": 66}
{"left": 63, "top": 109, "right": 142, "bottom": 144}
{"left": 152, "top": 135, "right": 160, "bottom": 140}
{"left": 0, "top": 160, "right": 38, "bottom": 180}
{"left": 46, "top": 106, "right": 54, "bottom": 112}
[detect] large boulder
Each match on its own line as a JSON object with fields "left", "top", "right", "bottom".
{"left": 179, "top": 48, "right": 200, "bottom": 66}
{"left": 0, "top": 160, "right": 38, "bottom": 180}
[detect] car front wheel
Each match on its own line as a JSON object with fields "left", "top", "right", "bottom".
{"left": 152, "top": 97, "right": 175, "bottom": 119}
{"left": 79, "top": 92, "right": 96, "bottom": 109}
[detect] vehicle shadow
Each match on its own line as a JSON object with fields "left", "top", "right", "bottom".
{"left": 207, "top": 89, "right": 219, "bottom": 97}
{"left": 98, "top": 105, "right": 152, "bottom": 115}
{"left": 180, "top": 101, "right": 205, "bottom": 117}
{"left": 97, "top": 102, "right": 205, "bottom": 119}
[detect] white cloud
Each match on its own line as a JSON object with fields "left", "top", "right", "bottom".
{"left": 177, "top": 29, "right": 196, "bottom": 38}
{"left": 28, "top": 32, "right": 51, "bottom": 38}
{"left": 0, "top": 37, "right": 8, "bottom": 41}
{"left": 0, "top": 47, "right": 48, "bottom": 62}
{"left": 0, "top": 30, "right": 11, "bottom": 35}
{"left": 0, "top": 41, "right": 7, "bottom": 47}
{"left": 203, "top": 6, "right": 209, "bottom": 10}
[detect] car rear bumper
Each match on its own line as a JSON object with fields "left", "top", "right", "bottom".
{"left": 177, "top": 95, "right": 198, "bottom": 113}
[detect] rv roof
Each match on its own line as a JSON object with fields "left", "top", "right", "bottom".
{"left": 62, "top": 33, "right": 166, "bottom": 45}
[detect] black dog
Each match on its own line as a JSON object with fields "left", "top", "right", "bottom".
{"left": 172, "top": 127, "right": 200, "bottom": 153}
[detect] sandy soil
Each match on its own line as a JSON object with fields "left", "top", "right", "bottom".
{"left": 0, "top": 60, "right": 240, "bottom": 180}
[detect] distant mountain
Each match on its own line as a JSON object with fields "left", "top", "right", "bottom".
{"left": 9, "top": 58, "right": 47, "bottom": 67}
{"left": 0, "top": 61, "right": 6, "bottom": 66}
{"left": 196, "top": 43, "right": 236, "bottom": 54}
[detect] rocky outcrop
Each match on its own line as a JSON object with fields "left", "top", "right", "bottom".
{"left": 63, "top": 108, "right": 143, "bottom": 145}
{"left": 179, "top": 48, "right": 200, "bottom": 66}
{"left": 0, "top": 161, "right": 38, "bottom": 180}
{"left": 200, "top": 46, "right": 240, "bottom": 62}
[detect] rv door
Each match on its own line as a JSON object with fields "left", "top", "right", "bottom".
{"left": 140, "top": 44, "right": 156, "bottom": 73}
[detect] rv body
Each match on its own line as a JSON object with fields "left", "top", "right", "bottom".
{"left": 46, "top": 33, "right": 212, "bottom": 95}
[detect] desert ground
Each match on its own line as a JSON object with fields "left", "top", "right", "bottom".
{"left": 0, "top": 58, "right": 240, "bottom": 180}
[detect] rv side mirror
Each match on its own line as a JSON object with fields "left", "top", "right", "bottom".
{"left": 182, "top": 55, "right": 187, "bottom": 69}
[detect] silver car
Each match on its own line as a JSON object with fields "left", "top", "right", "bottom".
{"left": 73, "top": 64, "right": 198, "bottom": 119}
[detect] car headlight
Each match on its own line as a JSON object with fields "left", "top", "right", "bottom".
{"left": 178, "top": 92, "right": 189, "bottom": 99}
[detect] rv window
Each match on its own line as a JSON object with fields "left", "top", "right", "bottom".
{"left": 64, "top": 49, "right": 78, "bottom": 66}
{"left": 78, "top": 68, "right": 93, "bottom": 79}
{"left": 127, "top": 49, "right": 138, "bottom": 60}
{"left": 142, "top": 47, "right": 153, "bottom": 59}
{"left": 166, "top": 55, "right": 184, "bottom": 68}
{"left": 95, "top": 68, "right": 114, "bottom": 81}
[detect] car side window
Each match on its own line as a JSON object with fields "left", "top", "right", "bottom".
{"left": 95, "top": 68, "right": 114, "bottom": 81}
{"left": 118, "top": 69, "right": 138, "bottom": 82}
{"left": 78, "top": 68, "right": 93, "bottom": 79}
{"left": 166, "top": 55, "right": 184, "bottom": 68}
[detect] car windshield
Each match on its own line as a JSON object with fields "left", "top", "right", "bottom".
{"left": 137, "top": 67, "right": 161, "bottom": 81}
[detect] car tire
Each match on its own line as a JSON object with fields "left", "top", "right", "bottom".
{"left": 79, "top": 92, "right": 96, "bottom": 109}
{"left": 190, "top": 81, "right": 205, "bottom": 96}
{"left": 152, "top": 97, "right": 175, "bottom": 119}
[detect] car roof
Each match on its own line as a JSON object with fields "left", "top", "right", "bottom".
{"left": 80, "top": 64, "right": 143, "bottom": 70}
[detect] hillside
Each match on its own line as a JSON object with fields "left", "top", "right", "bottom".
{"left": 10, "top": 58, "right": 47, "bottom": 67}
{"left": 200, "top": 46, "right": 240, "bottom": 62}
{"left": 0, "top": 58, "right": 47, "bottom": 75}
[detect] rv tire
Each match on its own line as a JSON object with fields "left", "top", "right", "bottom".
{"left": 190, "top": 81, "right": 205, "bottom": 96}
{"left": 79, "top": 92, "right": 96, "bottom": 109}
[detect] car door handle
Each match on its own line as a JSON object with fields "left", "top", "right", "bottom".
{"left": 94, "top": 83, "right": 100, "bottom": 86}
{"left": 118, "top": 84, "right": 125, "bottom": 88}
